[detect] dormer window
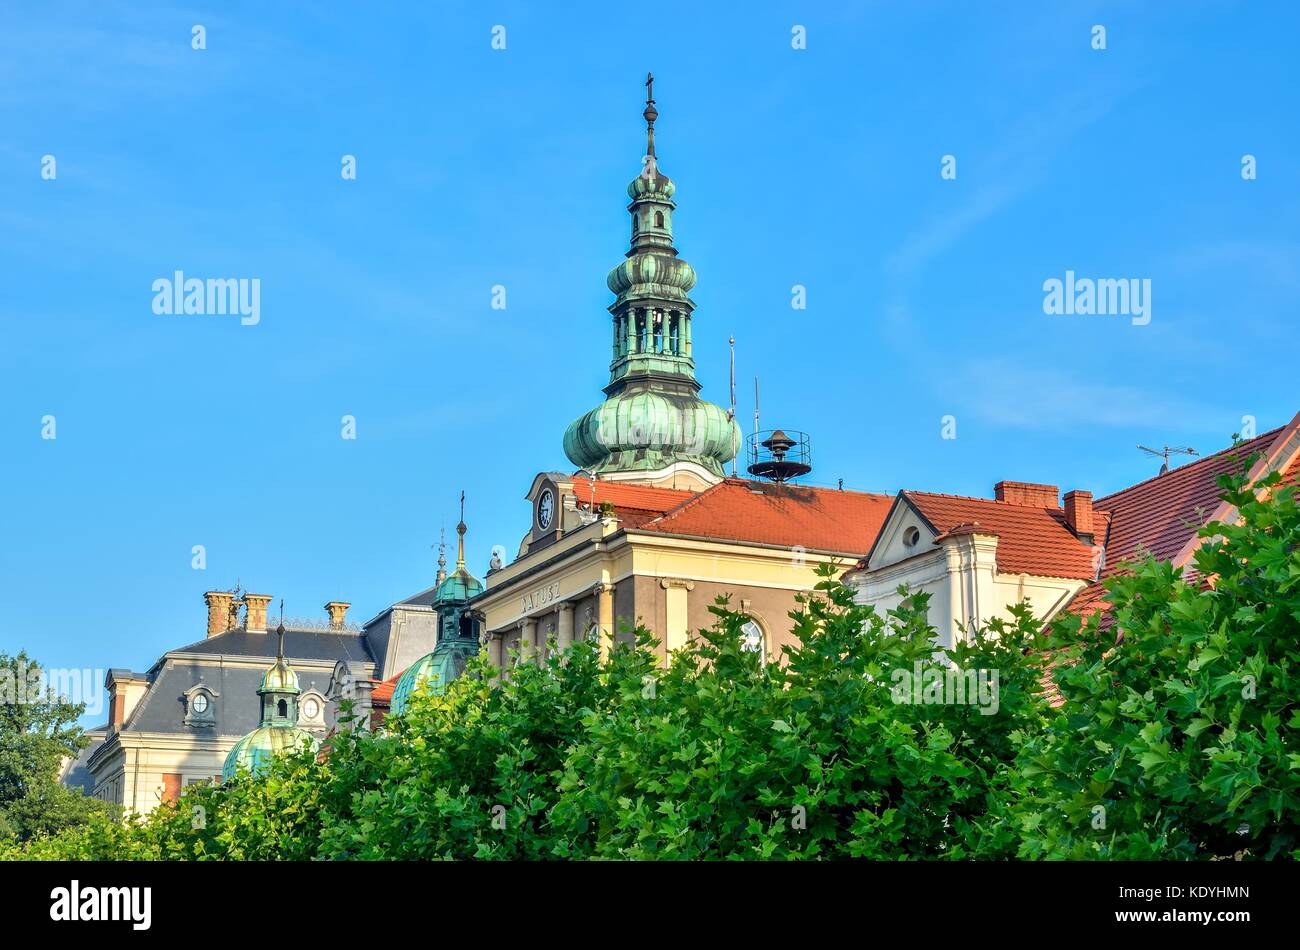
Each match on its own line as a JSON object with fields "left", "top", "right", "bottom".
{"left": 182, "top": 685, "right": 218, "bottom": 728}
{"left": 903, "top": 526, "right": 921, "bottom": 547}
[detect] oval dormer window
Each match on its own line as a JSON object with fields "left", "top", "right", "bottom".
{"left": 903, "top": 526, "right": 921, "bottom": 547}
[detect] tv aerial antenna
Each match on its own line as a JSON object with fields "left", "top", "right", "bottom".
{"left": 1138, "top": 444, "right": 1198, "bottom": 476}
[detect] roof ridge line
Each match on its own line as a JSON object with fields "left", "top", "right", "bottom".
{"left": 1096, "top": 425, "right": 1286, "bottom": 504}
{"left": 645, "top": 478, "right": 728, "bottom": 526}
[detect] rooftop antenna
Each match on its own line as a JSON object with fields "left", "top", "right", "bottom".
{"left": 728, "top": 336, "right": 738, "bottom": 477}
{"left": 1138, "top": 444, "right": 1198, "bottom": 476}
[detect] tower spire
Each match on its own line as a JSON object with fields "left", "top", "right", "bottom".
{"left": 561, "top": 74, "right": 742, "bottom": 486}
{"left": 455, "top": 491, "right": 466, "bottom": 570}
{"left": 643, "top": 71, "right": 657, "bottom": 159}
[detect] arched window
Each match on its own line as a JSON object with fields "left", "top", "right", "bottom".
{"left": 740, "top": 618, "right": 766, "bottom": 663}
{"left": 654, "top": 210, "right": 664, "bottom": 228}
{"left": 277, "top": 699, "right": 288, "bottom": 718}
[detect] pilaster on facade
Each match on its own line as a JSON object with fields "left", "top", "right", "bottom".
{"left": 659, "top": 576, "right": 695, "bottom": 655}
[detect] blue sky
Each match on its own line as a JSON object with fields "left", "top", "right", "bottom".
{"left": 2, "top": 1, "right": 1297, "bottom": 722}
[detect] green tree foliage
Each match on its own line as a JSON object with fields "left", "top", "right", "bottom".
{"left": 0, "top": 651, "right": 106, "bottom": 843}
{"left": 1013, "top": 463, "right": 1300, "bottom": 859}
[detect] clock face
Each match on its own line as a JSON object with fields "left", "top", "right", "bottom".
{"left": 537, "top": 488, "right": 555, "bottom": 530}
{"left": 303, "top": 697, "right": 321, "bottom": 720}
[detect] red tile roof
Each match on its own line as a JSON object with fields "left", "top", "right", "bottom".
{"left": 1064, "top": 413, "right": 1300, "bottom": 623}
{"left": 572, "top": 479, "right": 695, "bottom": 528}
{"left": 371, "top": 675, "right": 398, "bottom": 705}
{"left": 1093, "top": 425, "right": 1286, "bottom": 576}
{"left": 635, "top": 478, "right": 892, "bottom": 556}
{"left": 901, "top": 490, "right": 1101, "bottom": 580}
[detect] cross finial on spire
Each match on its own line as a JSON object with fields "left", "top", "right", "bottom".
{"left": 643, "top": 71, "right": 658, "bottom": 158}
{"left": 455, "top": 491, "right": 467, "bottom": 569}
{"left": 276, "top": 599, "right": 285, "bottom": 659}
{"left": 436, "top": 523, "right": 448, "bottom": 584}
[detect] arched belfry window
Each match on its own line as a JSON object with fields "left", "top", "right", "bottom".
{"left": 655, "top": 210, "right": 664, "bottom": 228}
{"left": 277, "top": 699, "right": 288, "bottom": 718}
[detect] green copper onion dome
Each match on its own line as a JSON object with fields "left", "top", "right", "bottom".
{"left": 564, "top": 390, "right": 738, "bottom": 475}
{"left": 389, "top": 649, "right": 465, "bottom": 716}
{"left": 222, "top": 619, "right": 318, "bottom": 782}
{"left": 223, "top": 725, "right": 318, "bottom": 782}
{"left": 563, "top": 73, "right": 739, "bottom": 482}
{"left": 390, "top": 497, "right": 484, "bottom": 717}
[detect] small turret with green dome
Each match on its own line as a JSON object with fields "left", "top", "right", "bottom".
{"left": 563, "top": 73, "right": 741, "bottom": 484}
{"left": 390, "top": 494, "right": 484, "bottom": 716}
{"left": 222, "top": 611, "right": 319, "bottom": 782}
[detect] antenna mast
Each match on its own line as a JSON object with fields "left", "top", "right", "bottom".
{"left": 1137, "top": 444, "right": 1199, "bottom": 476}
{"left": 728, "top": 337, "right": 737, "bottom": 477}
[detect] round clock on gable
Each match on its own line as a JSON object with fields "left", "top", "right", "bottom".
{"left": 537, "top": 488, "right": 555, "bottom": 530}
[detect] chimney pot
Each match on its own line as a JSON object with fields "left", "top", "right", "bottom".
{"left": 325, "top": 601, "right": 351, "bottom": 630}
{"left": 993, "top": 480, "right": 1060, "bottom": 508}
{"left": 243, "top": 593, "right": 273, "bottom": 632}
{"left": 1064, "top": 490, "right": 1095, "bottom": 544}
{"left": 203, "top": 591, "right": 234, "bottom": 638}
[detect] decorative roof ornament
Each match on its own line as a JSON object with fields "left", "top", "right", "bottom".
{"left": 434, "top": 491, "right": 484, "bottom": 605}
{"left": 562, "top": 74, "right": 741, "bottom": 486}
{"left": 223, "top": 599, "right": 317, "bottom": 782}
{"left": 643, "top": 71, "right": 658, "bottom": 161}
{"left": 455, "top": 490, "right": 467, "bottom": 570}
{"left": 391, "top": 492, "right": 484, "bottom": 716}
{"left": 436, "top": 524, "right": 447, "bottom": 585}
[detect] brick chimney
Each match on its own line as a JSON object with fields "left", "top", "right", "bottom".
{"left": 105, "top": 669, "right": 148, "bottom": 735}
{"left": 1063, "top": 490, "right": 1095, "bottom": 544}
{"left": 243, "top": 593, "right": 273, "bottom": 633}
{"left": 994, "top": 480, "right": 1059, "bottom": 508}
{"left": 325, "top": 601, "right": 351, "bottom": 630}
{"left": 204, "top": 591, "right": 233, "bottom": 637}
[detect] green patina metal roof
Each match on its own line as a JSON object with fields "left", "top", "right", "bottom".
{"left": 388, "top": 648, "right": 465, "bottom": 716}
{"left": 222, "top": 723, "right": 318, "bottom": 782}
{"left": 435, "top": 566, "right": 483, "bottom": 604}
{"left": 564, "top": 388, "right": 739, "bottom": 476}
{"left": 258, "top": 657, "right": 300, "bottom": 695}
{"left": 223, "top": 622, "right": 318, "bottom": 782}
{"left": 563, "top": 76, "right": 736, "bottom": 478}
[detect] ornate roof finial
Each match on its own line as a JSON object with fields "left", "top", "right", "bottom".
{"left": 276, "top": 599, "right": 286, "bottom": 660}
{"left": 456, "top": 491, "right": 467, "bottom": 570}
{"left": 643, "top": 71, "right": 658, "bottom": 159}
{"left": 436, "top": 524, "right": 448, "bottom": 585}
